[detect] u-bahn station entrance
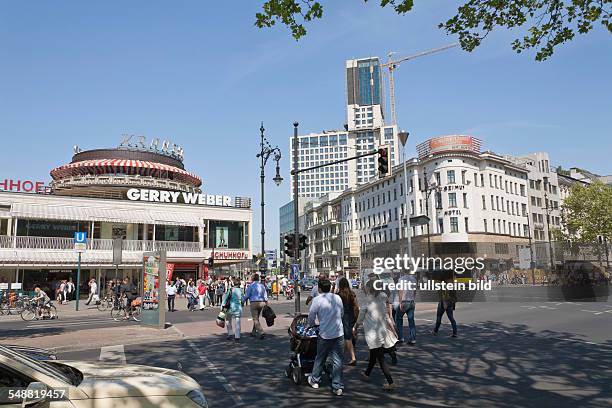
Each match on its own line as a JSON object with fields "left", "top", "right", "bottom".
{"left": 0, "top": 139, "right": 252, "bottom": 296}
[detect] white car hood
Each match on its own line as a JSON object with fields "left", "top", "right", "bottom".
{"left": 58, "top": 361, "right": 200, "bottom": 399}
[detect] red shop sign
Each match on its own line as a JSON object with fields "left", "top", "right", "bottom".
{"left": 0, "top": 179, "right": 46, "bottom": 193}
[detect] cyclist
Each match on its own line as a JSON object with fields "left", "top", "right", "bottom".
{"left": 33, "top": 285, "right": 51, "bottom": 318}
{"left": 120, "top": 278, "right": 138, "bottom": 319}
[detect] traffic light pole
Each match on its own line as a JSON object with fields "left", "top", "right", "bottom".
{"left": 292, "top": 122, "right": 301, "bottom": 315}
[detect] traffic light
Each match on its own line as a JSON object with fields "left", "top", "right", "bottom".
{"left": 299, "top": 234, "right": 308, "bottom": 251}
{"left": 284, "top": 234, "right": 295, "bottom": 257}
{"left": 208, "top": 256, "right": 214, "bottom": 268}
{"left": 377, "top": 145, "right": 390, "bottom": 177}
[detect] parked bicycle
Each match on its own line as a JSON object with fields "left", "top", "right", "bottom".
{"left": 97, "top": 294, "right": 116, "bottom": 312}
{"left": 110, "top": 295, "right": 142, "bottom": 322}
{"left": 0, "top": 293, "right": 27, "bottom": 316}
{"left": 21, "top": 298, "right": 58, "bottom": 321}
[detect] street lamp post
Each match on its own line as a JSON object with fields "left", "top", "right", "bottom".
{"left": 543, "top": 192, "right": 555, "bottom": 274}
{"left": 422, "top": 171, "right": 439, "bottom": 264}
{"left": 525, "top": 212, "right": 536, "bottom": 285}
{"left": 398, "top": 132, "right": 413, "bottom": 260}
{"left": 256, "top": 123, "right": 283, "bottom": 279}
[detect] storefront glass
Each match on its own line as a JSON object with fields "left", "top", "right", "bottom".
{"left": 155, "top": 225, "right": 196, "bottom": 242}
{"left": 16, "top": 219, "right": 91, "bottom": 238}
{"left": 208, "top": 220, "right": 247, "bottom": 249}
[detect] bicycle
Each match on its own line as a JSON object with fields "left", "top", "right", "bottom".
{"left": 21, "top": 299, "right": 58, "bottom": 321}
{"left": 110, "top": 296, "right": 141, "bottom": 322}
{"left": 97, "top": 294, "right": 115, "bottom": 312}
{"left": 0, "top": 293, "right": 26, "bottom": 315}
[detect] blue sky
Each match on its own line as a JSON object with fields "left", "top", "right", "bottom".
{"left": 1, "top": 1, "right": 610, "bottom": 253}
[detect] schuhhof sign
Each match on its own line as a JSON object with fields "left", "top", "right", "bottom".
{"left": 0, "top": 179, "right": 46, "bottom": 193}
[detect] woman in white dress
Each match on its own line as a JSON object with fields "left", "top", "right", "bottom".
{"left": 353, "top": 280, "right": 397, "bottom": 390}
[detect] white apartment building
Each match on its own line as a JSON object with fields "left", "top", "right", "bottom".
{"left": 505, "top": 152, "right": 562, "bottom": 242}
{"left": 303, "top": 135, "right": 535, "bottom": 275}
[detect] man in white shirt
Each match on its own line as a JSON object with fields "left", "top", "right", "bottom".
{"left": 396, "top": 272, "right": 417, "bottom": 344}
{"left": 307, "top": 279, "right": 345, "bottom": 396}
{"left": 305, "top": 273, "right": 327, "bottom": 305}
{"left": 85, "top": 278, "right": 98, "bottom": 305}
{"left": 166, "top": 281, "right": 177, "bottom": 312}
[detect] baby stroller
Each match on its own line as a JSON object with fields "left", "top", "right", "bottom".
{"left": 285, "top": 314, "right": 331, "bottom": 385}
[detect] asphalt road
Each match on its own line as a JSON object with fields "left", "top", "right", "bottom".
{"left": 49, "top": 301, "right": 612, "bottom": 408}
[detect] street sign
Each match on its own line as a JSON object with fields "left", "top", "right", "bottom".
{"left": 291, "top": 264, "right": 299, "bottom": 280}
{"left": 74, "top": 232, "right": 87, "bottom": 253}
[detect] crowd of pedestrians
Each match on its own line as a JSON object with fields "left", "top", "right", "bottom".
{"left": 303, "top": 271, "right": 459, "bottom": 396}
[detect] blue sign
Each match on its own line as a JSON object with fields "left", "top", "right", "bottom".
{"left": 291, "top": 264, "right": 299, "bottom": 280}
{"left": 74, "top": 232, "right": 87, "bottom": 244}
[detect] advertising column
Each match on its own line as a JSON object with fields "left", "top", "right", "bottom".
{"left": 141, "top": 251, "right": 167, "bottom": 329}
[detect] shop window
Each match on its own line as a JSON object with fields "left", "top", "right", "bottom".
{"left": 208, "top": 220, "right": 247, "bottom": 249}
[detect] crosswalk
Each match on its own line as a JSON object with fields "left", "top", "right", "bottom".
{"left": 25, "top": 315, "right": 136, "bottom": 329}
{"left": 519, "top": 302, "right": 612, "bottom": 316}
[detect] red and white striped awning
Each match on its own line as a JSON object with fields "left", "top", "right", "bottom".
{"left": 50, "top": 159, "right": 202, "bottom": 187}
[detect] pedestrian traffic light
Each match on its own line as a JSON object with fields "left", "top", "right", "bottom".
{"left": 208, "top": 256, "right": 214, "bottom": 268}
{"left": 284, "top": 234, "right": 295, "bottom": 257}
{"left": 299, "top": 234, "right": 308, "bottom": 251}
{"left": 378, "top": 145, "right": 390, "bottom": 177}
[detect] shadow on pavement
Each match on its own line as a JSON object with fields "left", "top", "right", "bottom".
{"left": 176, "top": 321, "right": 611, "bottom": 408}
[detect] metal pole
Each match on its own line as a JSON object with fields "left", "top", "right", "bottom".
{"left": 340, "top": 201, "right": 345, "bottom": 279}
{"left": 526, "top": 213, "right": 535, "bottom": 285}
{"left": 402, "top": 142, "right": 413, "bottom": 259}
{"left": 424, "top": 171, "right": 432, "bottom": 265}
{"left": 544, "top": 193, "right": 554, "bottom": 274}
{"left": 260, "top": 124, "right": 266, "bottom": 278}
{"left": 76, "top": 252, "right": 81, "bottom": 311}
{"left": 293, "top": 122, "right": 301, "bottom": 315}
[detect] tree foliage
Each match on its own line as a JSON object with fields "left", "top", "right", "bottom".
{"left": 255, "top": 0, "right": 612, "bottom": 61}
{"left": 558, "top": 181, "right": 612, "bottom": 243}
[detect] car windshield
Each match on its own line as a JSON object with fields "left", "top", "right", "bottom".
{"left": 0, "top": 345, "right": 72, "bottom": 385}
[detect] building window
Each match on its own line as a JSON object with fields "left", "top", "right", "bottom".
{"left": 484, "top": 219, "right": 488, "bottom": 232}
{"left": 474, "top": 173, "right": 478, "bottom": 186}
{"left": 447, "top": 170, "right": 455, "bottom": 184}
{"left": 435, "top": 172, "right": 441, "bottom": 186}
{"left": 450, "top": 217, "right": 459, "bottom": 233}
{"left": 438, "top": 218, "right": 444, "bottom": 233}
{"left": 463, "top": 193, "right": 468, "bottom": 208}
{"left": 461, "top": 170, "right": 467, "bottom": 185}
{"left": 435, "top": 192, "right": 443, "bottom": 209}
{"left": 464, "top": 217, "right": 469, "bottom": 232}
{"left": 495, "top": 243, "right": 509, "bottom": 254}
{"left": 482, "top": 195, "right": 486, "bottom": 210}
{"left": 481, "top": 174, "right": 484, "bottom": 187}
{"left": 448, "top": 193, "right": 457, "bottom": 208}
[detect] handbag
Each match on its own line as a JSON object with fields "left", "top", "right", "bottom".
{"left": 222, "top": 289, "right": 233, "bottom": 312}
{"left": 216, "top": 310, "right": 226, "bottom": 328}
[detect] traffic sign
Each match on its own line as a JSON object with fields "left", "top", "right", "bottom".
{"left": 291, "top": 264, "right": 299, "bottom": 280}
{"left": 74, "top": 232, "right": 87, "bottom": 253}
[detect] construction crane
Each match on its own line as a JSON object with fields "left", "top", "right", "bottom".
{"left": 383, "top": 43, "right": 460, "bottom": 126}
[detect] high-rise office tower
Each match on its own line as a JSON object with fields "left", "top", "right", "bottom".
{"left": 290, "top": 57, "right": 399, "bottom": 199}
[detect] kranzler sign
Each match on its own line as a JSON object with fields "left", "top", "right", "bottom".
{"left": 127, "top": 188, "right": 232, "bottom": 207}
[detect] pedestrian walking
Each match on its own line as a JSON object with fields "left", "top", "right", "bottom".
{"left": 354, "top": 280, "right": 397, "bottom": 391}
{"left": 307, "top": 279, "right": 345, "bottom": 396}
{"left": 306, "top": 273, "right": 328, "bottom": 305}
{"left": 432, "top": 278, "right": 458, "bottom": 337}
{"left": 66, "top": 278, "right": 75, "bottom": 302}
{"left": 215, "top": 279, "right": 225, "bottom": 306}
{"left": 186, "top": 280, "right": 197, "bottom": 311}
{"left": 244, "top": 273, "right": 268, "bottom": 339}
{"left": 85, "top": 278, "right": 98, "bottom": 305}
{"left": 58, "top": 280, "right": 66, "bottom": 304}
{"left": 395, "top": 271, "right": 417, "bottom": 344}
{"left": 222, "top": 277, "right": 244, "bottom": 341}
{"left": 337, "top": 277, "right": 359, "bottom": 365}
{"left": 166, "top": 280, "right": 177, "bottom": 312}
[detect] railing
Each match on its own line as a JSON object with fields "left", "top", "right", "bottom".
{"left": 0, "top": 236, "right": 203, "bottom": 253}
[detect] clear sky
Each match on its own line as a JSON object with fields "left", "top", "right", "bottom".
{"left": 1, "top": 1, "right": 610, "bottom": 253}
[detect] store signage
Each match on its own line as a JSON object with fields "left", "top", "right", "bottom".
{"left": 74, "top": 232, "right": 87, "bottom": 253}
{"left": 126, "top": 188, "right": 232, "bottom": 207}
{"left": 0, "top": 179, "right": 46, "bottom": 193}
{"left": 119, "top": 134, "right": 184, "bottom": 161}
{"left": 444, "top": 209, "right": 462, "bottom": 216}
{"left": 416, "top": 135, "right": 482, "bottom": 159}
{"left": 213, "top": 250, "right": 250, "bottom": 260}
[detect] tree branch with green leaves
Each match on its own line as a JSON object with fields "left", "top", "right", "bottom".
{"left": 255, "top": 0, "right": 612, "bottom": 61}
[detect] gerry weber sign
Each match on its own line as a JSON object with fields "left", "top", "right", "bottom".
{"left": 127, "top": 188, "right": 232, "bottom": 207}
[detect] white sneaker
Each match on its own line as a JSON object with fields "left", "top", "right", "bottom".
{"left": 334, "top": 388, "right": 343, "bottom": 396}
{"left": 307, "top": 376, "right": 319, "bottom": 389}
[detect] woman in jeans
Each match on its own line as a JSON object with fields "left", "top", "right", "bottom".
{"left": 221, "top": 277, "right": 244, "bottom": 341}
{"left": 354, "top": 280, "right": 397, "bottom": 390}
{"left": 337, "top": 277, "right": 359, "bottom": 365}
{"left": 432, "top": 278, "right": 458, "bottom": 337}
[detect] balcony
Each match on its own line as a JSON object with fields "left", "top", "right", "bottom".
{"left": 0, "top": 235, "right": 202, "bottom": 253}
